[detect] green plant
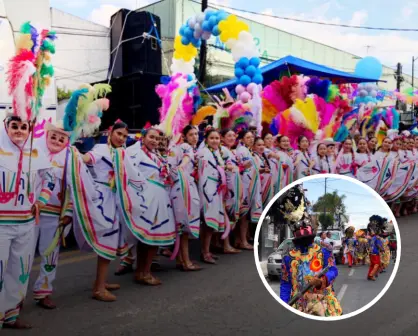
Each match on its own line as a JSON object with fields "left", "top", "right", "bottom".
{"left": 57, "top": 87, "right": 73, "bottom": 101}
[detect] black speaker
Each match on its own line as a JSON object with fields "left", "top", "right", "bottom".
{"left": 109, "top": 9, "right": 162, "bottom": 78}
{"left": 93, "top": 72, "right": 162, "bottom": 131}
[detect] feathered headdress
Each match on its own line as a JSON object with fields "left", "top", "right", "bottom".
{"left": 7, "top": 22, "right": 56, "bottom": 121}
{"left": 63, "top": 84, "right": 111, "bottom": 143}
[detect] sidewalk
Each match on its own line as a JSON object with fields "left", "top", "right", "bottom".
{"left": 260, "top": 260, "right": 268, "bottom": 277}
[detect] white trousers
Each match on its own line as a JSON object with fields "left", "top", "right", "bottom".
{"left": 32, "top": 215, "right": 65, "bottom": 300}
{"left": 0, "top": 224, "right": 35, "bottom": 327}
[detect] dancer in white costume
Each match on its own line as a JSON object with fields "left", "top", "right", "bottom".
{"left": 125, "top": 128, "right": 176, "bottom": 285}
{"left": 276, "top": 135, "right": 294, "bottom": 189}
{"left": 312, "top": 140, "right": 334, "bottom": 174}
{"left": 32, "top": 121, "right": 73, "bottom": 309}
{"left": 0, "top": 116, "right": 54, "bottom": 329}
{"left": 253, "top": 137, "right": 274, "bottom": 208}
{"left": 293, "top": 135, "right": 315, "bottom": 180}
{"left": 236, "top": 130, "right": 261, "bottom": 250}
{"left": 220, "top": 128, "right": 242, "bottom": 254}
{"left": 167, "top": 125, "right": 202, "bottom": 271}
{"left": 335, "top": 137, "right": 357, "bottom": 177}
{"left": 263, "top": 133, "right": 282, "bottom": 194}
{"left": 198, "top": 129, "right": 230, "bottom": 264}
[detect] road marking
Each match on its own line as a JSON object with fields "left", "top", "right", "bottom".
{"left": 31, "top": 253, "right": 96, "bottom": 272}
{"left": 337, "top": 284, "right": 348, "bottom": 301}
{"left": 349, "top": 269, "right": 355, "bottom": 276}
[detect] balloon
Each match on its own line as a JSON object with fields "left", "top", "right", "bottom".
{"left": 179, "top": 25, "right": 186, "bottom": 36}
{"left": 252, "top": 74, "right": 263, "bottom": 85}
{"left": 234, "top": 67, "right": 244, "bottom": 78}
{"left": 193, "top": 30, "right": 201, "bottom": 40}
{"left": 196, "top": 13, "right": 205, "bottom": 23}
{"left": 208, "top": 16, "right": 218, "bottom": 28}
{"left": 217, "top": 10, "right": 229, "bottom": 22}
{"left": 240, "top": 91, "right": 251, "bottom": 103}
{"left": 250, "top": 57, "right": 261, "bottom": 68}
{"left": 205, "top": 9, "right": 216, "bottom": 19}
{"left": 202, "top": 21, "right": 211, "bottom": 32}
{"left": 187, "top": 74, "right": 194, "bottom": 81}
{"left": 188, "top": 17, "right": 197, "bottom": 29}
{"left": 181, "top": 36, "right": 190, "bottom": 46}
{"left": 194, "top": 23, "right": 202, "bottom": 33}
{"left": 184, "top": 27, "right": 194, "bottom": 39}
{"left": 355, "top": 56, "right": 383, "bottom": 80}
{"left": 212, "top": 25, "right": 221, "bottom": 36}
{"left": 239, "top": 75, "right": 251, "bottom": 86}
{"left": 191, "top": 38, "right": 201, "bottom": 48}
{"left": 245, "top": 65, "right": 256, "bottom": 77}
{"left": 171, "top": 58, "right": 195, "bottom": 74}
{"left": 370, "top": 90, "right": 377, "bottom": 98}
{"left": 201, "top": 31, "right": 211, "bottom": 40}
{"left": 238, "top": 57, "right": 249, "bottom": 69}
{"left": 246, "top": 83, "right": 257, "bottom": 94}
{"left": 235, "top": 84, "right": 245, "bottom": 95}
{"left": 359, "top": 89, "right": 368, "bottom": 97}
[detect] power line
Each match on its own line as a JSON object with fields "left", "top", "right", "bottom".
{"left": 207, "top": 2, "right": 418, "bottom": 32}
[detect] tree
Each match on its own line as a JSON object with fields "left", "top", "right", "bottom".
{"left": 312, "top": 191, "right": 348, "bottom": 230}
{"left": 57, "top": 87, "right": 72, "bottom": 102}
{"left": 319, "top": 213, "right": 334, "bottom": 231}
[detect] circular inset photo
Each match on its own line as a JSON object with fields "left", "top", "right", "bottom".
{"left": 254, "top": 174, "right": 401, "bottom": 321}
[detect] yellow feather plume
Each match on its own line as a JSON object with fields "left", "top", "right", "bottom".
{"left": 192, "top": 106, "right": 216, "bottom": 126}
{"left": 292, "top": 98, "right": 320, "bottom": 133}
{"left": 262, "top": 98, "right": 277, "bottom": 124}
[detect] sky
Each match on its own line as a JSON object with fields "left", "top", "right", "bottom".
{"left": 302, "top": 177, "right": 391, "bottom": 230}
{"left": 50, "top": 0, "right": 418, "bottom": 75}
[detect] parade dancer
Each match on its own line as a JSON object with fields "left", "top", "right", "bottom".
{"left": 312, "top": 140, "right": 334, "bottom": 174}
{"left": 279, "top": 184, "right": 342, "bottom": 316}
{"left": 343, "top": 226, "right": 357, "bottom": 268}
{"left": 32, "top": 121, "right": 73, "bottom": 309}
{"left": 367, "top": 215, "right": 386, "bottom": 281}
{"left": 167, "top": 125, "right": 202, "bottom": 271}
{"left": 335, "top": 137, "right": 357, "bottom": 177}
{"left": 0, "top": 116, "right": 55, "bottom": 329}
{"left": 276, "top": 135, "right": 294, "bottom": 189}
{"left": 355, "top": 230, "right": 368, "bottom": 265}
{"left": 253, "top": 137, "right": 274, "bottom": 208}
{"left": 197, "top": 129, "right": 230, "bottom": 264}
{"left": 293, "top": 135, "right": 315, "bottom": 180}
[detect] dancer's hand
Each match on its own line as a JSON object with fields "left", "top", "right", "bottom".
{"left": 309, "top": 277, "right": 323, "bottom": 289}
{"left": 31, "top": 202, "right": 43, "bottom": 224}
{"left": 59, "top": 216, "right": 72, "bottom": 227}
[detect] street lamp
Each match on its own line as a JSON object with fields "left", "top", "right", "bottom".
{"left": 412, "top": 56, "right": 418, "bottom": 89}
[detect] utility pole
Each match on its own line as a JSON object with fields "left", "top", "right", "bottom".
{"left": 323, "top": 177, "right": 327, "bottom": 230}
{"left": 395, "top": 63, "right": 403, "bottom": 110}
{"left": 198, "top": 0, "right": 208, "bottom": 85}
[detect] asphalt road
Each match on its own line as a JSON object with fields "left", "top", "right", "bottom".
{"left": 268, "top": 259, "right": 394, "bottom": 315}
{"left": 9, "top": 215, "right": 417, "bottom": 336}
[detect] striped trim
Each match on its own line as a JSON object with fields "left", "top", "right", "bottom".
{"left": 38, "top": 189, "right": 53, "bottom": 205}
{"left": 41, "top": 204, "right": 61, "bottom": 216}
{"left": 4, "top": 301, "right": 23, "bottom": 325}
{"left": 69, "top": 148, "right": 117, "bottom": 260}
{"left": 0, "top": 210, "right": 33, "bottom": 225}
{"left": 251, "top": 212, "right": 262, "bottom": 223}
{"left": 205, "top": 217, "right": 225, "bottom": 232}
{"left": 33, "top": 289, "right": 53, "bottom": 300}
{"left": 114, "top": 150, "right": 176, "bottom": 246}
{"left": 178, "top": 169, "right": 191, "bottom": 216}
{"left": 385, "top": 164, "right": 415, "bottom": 202}
{"left": 262, "top": 175, "right": 273, "bottom": 208}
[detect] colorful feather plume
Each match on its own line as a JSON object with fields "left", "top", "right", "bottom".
{"left": 219, "top": 102, "right": 250, "bottom": 130}
{"left": 64, "top": 84, "right": 111, "bottom": 143}
{"left": 192, "top": 106, "right": 216, "bottom": 126}
{"left": 306, "top": 77, "right": 331, "bottom": 100}
{"left": 7, "top": 21, "right": 56, "bottom": 121}
{"left": 157, "top": 74, "right": 195, "bottom": 136}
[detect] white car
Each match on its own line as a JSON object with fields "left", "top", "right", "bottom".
{"left": 266, "top": 238, "right": 293, "bottom": 281}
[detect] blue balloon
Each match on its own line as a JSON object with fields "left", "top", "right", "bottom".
{"left": 212, "top": 25, "right": 221, "bottom": 36}
{"left": 181, "top": 36, "right": 190, "bottom": 46}
{"left": 216, "top": 10, "right": 229, "bottom": 22}
{"left": 187, "top": 74, "right": 194, "bottom": 81}
{"left": 205, "top": 10, "right": 216, "bottom": 20}
{"left": 179, "top": 25, "right": 186, "bottom": 36}
{"left": 184, "top": 27, "right": 194, "bottom": 39}
{"left": 245, "top": 65, "right": 257, "bottom": 77}
{"left": 249, "top": 57, "right": 261, "bottom": 68}
{"left": 238, "top": 57, "right": 250, "bottom": 69}
{"left": 202, "top": 21, "right": 211, "bottom": 32}
{"left": 191, "top": 38, "right": 201, "bottom": 48}
{"left": 355, "top": 56, "right": 383, "bottom": 80}
{"left": 240, "top": 75, "right": 251, "bottom": 86}
{"left": 252, "top": 74, "right": 263, "bottom": 85}
{"left": 234, "top": 68, "right": 244, "bottom": 78}
{"left": 161, "top": 76, "right": 170, "bottom": 85}
{"left": 208, "top": 16, "right": 218, "bottom": 27}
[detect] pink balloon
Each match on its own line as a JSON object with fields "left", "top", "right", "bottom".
{"left": 246, "top": 83, "right": 257, "bottom": 94}
{"left": 235, "top": 84, "right": 245, "bottom": 95}
{"left": 240, "top": 91, "right": 251, "bottom": 103}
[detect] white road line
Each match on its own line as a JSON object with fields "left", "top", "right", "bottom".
{"left": 337, "top": 284, "right": 348, "bottom": 301}
{"left": 349, "top": 269, "right": 355, "bottom": 276}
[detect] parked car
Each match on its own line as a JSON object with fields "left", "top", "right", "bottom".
{"left": 266, "top": 238, "right": 293, "bottom": 281}
{"left": 316, "top": 230, "right": 344, "bottom": 264}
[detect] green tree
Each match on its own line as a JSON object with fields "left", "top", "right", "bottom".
{"left": 57, "top": 87, "right": 72, "bottom": 102}
{"left": 319, "top": 213, "right": 334, "bottom": 231}
{"left": 313, "top": 191, "right": 348, "bottom": 230}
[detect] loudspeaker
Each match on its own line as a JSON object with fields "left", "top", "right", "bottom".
{"left": 109, "top": 9, "right": 162, "bottom": 78}
{"left": 94, "top": 72, "right": 162, "bottom": 131}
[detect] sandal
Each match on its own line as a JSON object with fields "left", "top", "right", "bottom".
{"left": 160, "top": 249, "right": 172, "bottom": 258}
{"left": 135, "top": 274, "right": 162, "bottom": 286}
{"left": 3, "top": 318, "right": 32, "bottom": 329}
{"left": 236, "top": 243, "right": 253, "bottom": 250}
{"left": 114, "top": 264, "right": 134, "bottom": 276}
{"left": 201, "top": 253, "right": 216, "bottom": 264}
{"left": 223, "top": 247, "right": 242, "bottom": 254}
{"left": 181, "top": 262, "right": 203, "bottom": 272}
{"left": 36, "top": 296, "right": 57, "bottom": 310}
{"left": 92, "top": 289, "right": 116, "bottom": 302}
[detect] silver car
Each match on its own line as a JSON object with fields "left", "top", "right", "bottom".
{"left": 267, "top": 238, "right": 293, "bottom": 281}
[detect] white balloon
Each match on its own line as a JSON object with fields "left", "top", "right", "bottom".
{"left": 197, "top": 13, "right": 205, "bottom": 23}
{"left": 194, "top": 23, "right": 202, "bottom": 33}
{"left": 193, "top": 30, "right": 201, "bottom": 39}
{"left": 188, "top": 17, "right": 197, "bottom": 29}
{"left": 171, "top": 58, "right": 195, "bottom": 74}
{"left": 225, "top": 38, "right": 237, "bottom": 50}
{"left": 202, "top": 31, "right": 212, "bottom": 40}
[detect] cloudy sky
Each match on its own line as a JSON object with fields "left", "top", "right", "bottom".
{"left": 302, "top": 177, "right": 393, "bottom": 230}
{"left": 50, "top": 0, "right": 418, "bottom": 74}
